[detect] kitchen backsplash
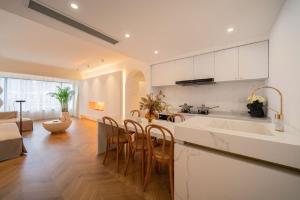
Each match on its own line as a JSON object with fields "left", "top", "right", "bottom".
{"left": 153, "top": 80, "right": 266, "bottom": 114}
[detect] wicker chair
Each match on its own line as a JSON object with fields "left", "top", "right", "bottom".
{"left": 130, "top": 109, "right": 141, "bottom": 117}
{"left": 144, "top": 124, "right": 175, "bottom": 200}
{"left": 102, "top": 116, "right": 129, "bottom": 172}
{"left": 123, "top": 119, "right": 148, "bottom": 182}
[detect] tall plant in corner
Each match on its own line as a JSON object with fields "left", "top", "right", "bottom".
{"left": 48, "top": 86, "right": 75, "bottom": 113}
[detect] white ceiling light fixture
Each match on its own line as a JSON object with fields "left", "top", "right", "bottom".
{"left": 154, "top": 50, "right": 159, "bottom": 54}
{"left": 227, "top": 27, "right": 234, "bottom": 33}
{"left": 124, "top": 33, "right": 130, "bottom": 38}
{"left": 70, "top": 3, "right": 79, "bottom": 10}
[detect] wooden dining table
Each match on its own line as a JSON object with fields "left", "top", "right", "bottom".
{"left": 97, "top": 116, "right": 176, "bottom": 155}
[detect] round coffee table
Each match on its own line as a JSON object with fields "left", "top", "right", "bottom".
{"left": 42, "top": 120, "right": 72, "bottom": 133}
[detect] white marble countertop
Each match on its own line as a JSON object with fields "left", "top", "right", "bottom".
{"left": 175, "top": 116, "right": 300, "bottom": 169}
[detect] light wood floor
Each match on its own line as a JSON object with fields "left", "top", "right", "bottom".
{"left": 0, "top": 119, "right": 170, "bottom": 200}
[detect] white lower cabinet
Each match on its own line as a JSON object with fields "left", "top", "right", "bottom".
{"left": 174, "top": 143, "right": 300, "bottom": 200}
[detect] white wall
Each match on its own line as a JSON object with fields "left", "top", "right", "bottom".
{"left": 154, "top": 80, "right": 265, "bottom": 113}
{"left": 268, "top": 0, "right": 300, "bottom": 130}
{"left": 78, "top": 71, "right": 122, "bottom": 120}
{"left": 79, "top": 59, "right": 151, "bottom": 116}
{"left": 79, "top": 58, "right": 150, "bottom": 119}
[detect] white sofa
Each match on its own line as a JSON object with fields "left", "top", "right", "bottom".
{"left": 0, "top": 122, "right": 25, "bottom": 161}
{"left": 0, "top": 112, "right": 28, "bottom": 161}
{"left": 0, "top": 111, "right": 33, "bottom": 132}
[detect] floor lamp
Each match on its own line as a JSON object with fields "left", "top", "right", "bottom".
{"left": 16, "top": 100, "right": 26, "bottom": 135}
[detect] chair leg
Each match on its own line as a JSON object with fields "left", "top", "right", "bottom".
{"left": 125, "top": 143, "right": 129, "bottom": 158}
{"left": 103, "top": 142, "right": 110, "bottom": 165}
{"left": 155, "top": 162, "right": 161, "bottom": 174}
{"left": 143, "top": 154, "right": 152, "bottom": 191}
{"left": 168, "top": 161, "right": 174, "bottom": 200}
{"left": 124, "top": 147, "right": 132, "bottom": 176}
{"left": 116, "top": 143, "right": 119, "bottom": 172}
{"left": 141, "top": 150, "right": 145, "bottom": 183}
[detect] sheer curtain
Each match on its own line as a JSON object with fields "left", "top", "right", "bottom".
{"left": 6, "top": 78, "right": 74, "bottom": 120}
{"left": 0, "top": 78, "right": 4, "bottom": 112}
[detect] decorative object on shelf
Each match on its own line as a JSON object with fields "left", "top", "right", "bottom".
{"left": 139, "top": 90, "right": 167, "bottom": 123}
{"left": 247, "top": 94, "right": 267, "bottom": 118}
{"left": 88, "top": 101, "right": 105, "bottom": 111}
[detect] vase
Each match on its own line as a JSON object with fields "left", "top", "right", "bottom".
{"left": 247, "top": 101, "right": 266, "bottom": 118}
{"left": 145, "top": 111, "right": 156, "bottom": 123}
{"left": 60, "top": 112, "right": 71, "bottom": 122}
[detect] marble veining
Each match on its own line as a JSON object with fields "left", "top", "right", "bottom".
{"left": 209, "top": 131, "right": 230, "bottom": 151}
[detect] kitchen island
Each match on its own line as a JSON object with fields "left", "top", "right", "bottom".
{"left": 174, "top": 116, "right": 300, "bottom": 200}
{"left": 97, "top": 115, "right": 300, "bottom": 200}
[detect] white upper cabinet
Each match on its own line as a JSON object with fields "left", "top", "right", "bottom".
{"left": 151, "top": 41, "right": 269, "bottom": 86}
{"left": 151, "top": 61, "right": 176, "bottom": 86}
{"left": 214, "top": 47, "right": 239, "bottom": 82}
{"left": 193, "top": 53, "right": 214, "bottom": 79}
{"left": 174, "top": 57, "right": 194, "bottom": 81}
{"left": 238, "top": 41, "right": 269, "bottom": 80}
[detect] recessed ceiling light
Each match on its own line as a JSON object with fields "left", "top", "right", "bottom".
{"left": 70, "top": 3, "right": 79, "bottom": 10}
{"left": 154, "top": 50, "right": 159, "bottom": 54}
{"left": 227, "top": 27, "right": 234, "bottom": 33}
{"left": 124, "top": 33, "right": 130, "bottom": 38}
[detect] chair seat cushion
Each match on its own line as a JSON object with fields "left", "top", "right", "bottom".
{"left": 111, "top": 134, "right": 128, "bottom": 143}
{"left": 153, "top": 146, "right": 171, "bottom": 161}
{"left": 132, "top": 139, "right": 147, "bottom": 150}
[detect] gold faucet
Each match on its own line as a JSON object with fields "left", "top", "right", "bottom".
{"left": 250, "top": 86, "right": 284, "bottom": 132}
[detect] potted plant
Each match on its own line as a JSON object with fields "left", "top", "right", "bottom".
{"left": 247, "top": 95, "right": 267, "bottom": 118}
{"left": 139, "top": 90, "right": 167, "bottom": 123}
{"left": 48, "top": 86, "right": 75, "bottom": 121}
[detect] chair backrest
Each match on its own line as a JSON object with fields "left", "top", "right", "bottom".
{"left": 130, "top": 109, "right": 141, "bottom": 117}
{"left": 167, "top": 113, "right": 185, "bottom": 123}
{"left": 124, "top": 119, "right": 146, "bottom": 150}
{"left": 102, "top": 116, "right": 120, "bottom": 140}
{"left": 145, "top": 124, "right": 174, "bottom": 159}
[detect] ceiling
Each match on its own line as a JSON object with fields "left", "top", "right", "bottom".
{"left": 0, "top": 0, "right": 285, "bottom": 70}
{"left": 0, "top": 9, "right": 127, "bottom": 71}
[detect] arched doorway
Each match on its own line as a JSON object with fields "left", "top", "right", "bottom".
{"left": 125, "top": 70, "right": 146, "bottom": 117}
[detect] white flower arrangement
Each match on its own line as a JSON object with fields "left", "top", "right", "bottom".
{"left": 247, "top": 95, "right": 267, "bottom": 104}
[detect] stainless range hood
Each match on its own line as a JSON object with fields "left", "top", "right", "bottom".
{"left": 175, "top": 78, "right": 215, "bottom": 86}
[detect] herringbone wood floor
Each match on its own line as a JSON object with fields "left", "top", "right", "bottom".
{"left": 0, "top": 119, "right": 170, "bottom": 200}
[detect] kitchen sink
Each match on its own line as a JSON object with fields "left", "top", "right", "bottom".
{"left": 209, "top": 118, "right": 273, "bottom": 135}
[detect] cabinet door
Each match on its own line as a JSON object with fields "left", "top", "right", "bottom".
{"left": 175, "top": 57, "right": 194, "bottom": 81}
{"left": 239, "top": 41, "right": 269, "bottom": 80}
{"left": 214, "top": 47, "right": 239, "bottom": 82}
{"left": 151, "top": 61, "right": 176, "bottom": 86}
{"left": 194, "top": 53, "right": 214, "bottom": 79}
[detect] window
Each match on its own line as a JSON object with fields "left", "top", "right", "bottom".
{"left": 0, "top": 77, "right": 75, "bottom": 120}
